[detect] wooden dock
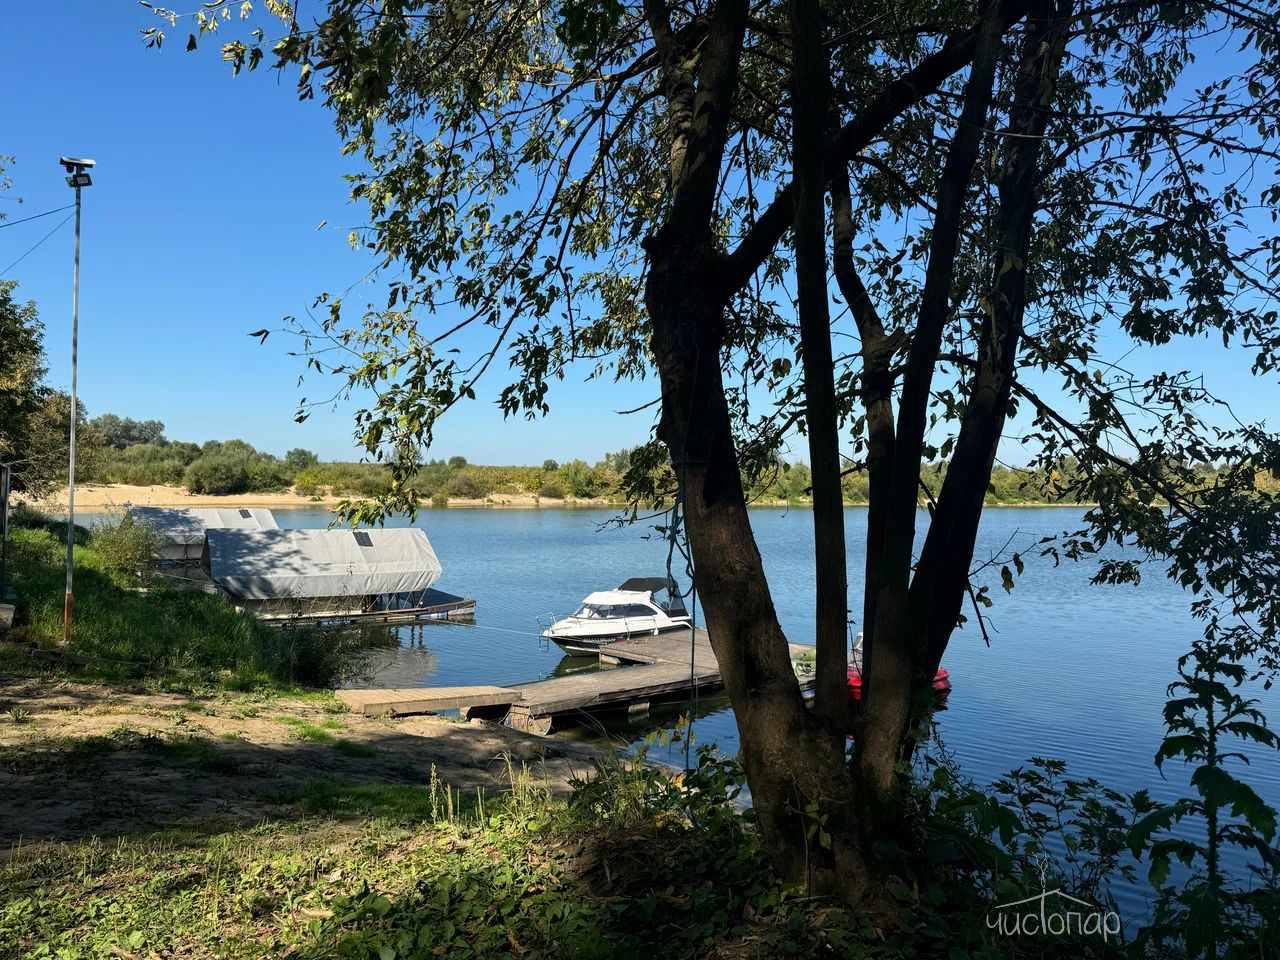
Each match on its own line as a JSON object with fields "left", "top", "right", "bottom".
{"left": 337, "top": 685, "right": 517, "bottom": 717}
{"left": 264, "top": 590, "right": 477, "bottom": 626}
{"left": 335, "top": 628, "right": 816, "bottom": 734}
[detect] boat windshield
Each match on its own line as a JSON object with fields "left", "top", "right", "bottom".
{"left": 573, "top": 603, "right": 658, "bottom": 619}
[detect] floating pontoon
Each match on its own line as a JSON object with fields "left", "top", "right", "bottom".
{"left": 127, "top": 506, "right": 278, "bottom": 564}
{"left": 203, "top": 527, "right": 474, "bottom": 624}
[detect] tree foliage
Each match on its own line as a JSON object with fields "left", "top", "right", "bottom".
{"left": 0, "top": 282, "right": 107, "bottom": 497}
{"left": 0, "top": 281, "right": 48, "bottom": 481}
{"left": 89, "top": 414, "right": 167, "bottom": 449}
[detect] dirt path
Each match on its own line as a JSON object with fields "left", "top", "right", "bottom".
{"left": 0, "top": 677, "right": 606, "bottom": 844}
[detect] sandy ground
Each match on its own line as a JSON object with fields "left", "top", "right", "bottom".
{"left": 0, "top": 676, "right": 607, "bottom": 843}
{"left": 22, "top": 483, "right": 604, "bottom": 513}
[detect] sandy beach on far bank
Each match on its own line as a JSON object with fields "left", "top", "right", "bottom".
{"left": 19, "top": 483, "right": 598, "bottom": 513}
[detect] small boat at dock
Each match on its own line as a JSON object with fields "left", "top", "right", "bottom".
{"left": 541, "top": 577, "right": 690, "bottom": 656}
{"left": 845, "top": 633, "right": 951, "bottom": 701}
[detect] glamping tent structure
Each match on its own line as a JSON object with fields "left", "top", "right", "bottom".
{"left": 204, "top": 527, "right": 474, "bottom": 623}
{"left": 128, "top": 506, "right": 278, "bottom": 564}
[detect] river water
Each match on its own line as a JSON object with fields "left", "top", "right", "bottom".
{"left": 261, "top": 505, "right": 1279, "bottom": 923}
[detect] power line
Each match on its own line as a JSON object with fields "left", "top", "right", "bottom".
{"left": 0, "top": 211, "right": 74, "bottom": 277}
{"left": 0, "top": 203, "right": 75, "bottom": 230}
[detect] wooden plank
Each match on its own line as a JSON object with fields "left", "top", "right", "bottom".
{"left": 511, "top": 661, "right": 723, "bottom": 716}
{"left": 336, "top": 685, "right": 518, "bottom": 717}
{"left": 606, "top": 628, "right": 714, "bottom": 665}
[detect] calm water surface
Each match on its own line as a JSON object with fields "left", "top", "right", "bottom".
{"left": 267, "top": 505, "right": 1278, "bottom": 921}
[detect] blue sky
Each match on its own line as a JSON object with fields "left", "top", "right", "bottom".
{"left": 1, "top": 1, "right": 658, "bottom": 463}
{"left": 3, "top": 2, "right": 1272, "bottom": 467}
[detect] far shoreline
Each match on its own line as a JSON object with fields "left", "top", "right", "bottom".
{"left": 22, "top": 483, "right": 1096, "bottom": 513}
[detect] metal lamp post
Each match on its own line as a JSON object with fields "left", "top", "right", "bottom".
{"left": 60, "top": 156, "right": 94, "bottom": 643}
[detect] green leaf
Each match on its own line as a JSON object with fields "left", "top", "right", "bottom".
{"left": 1128, "top": 801, "right": 1189, "bottom": 857}
{"left": 1221, "top": 720, "right": 1280, "bottom": 749}
{"left": 1190, "top": 765, "right": 1277, "bottom": 838}
{"left": 1154, "top": 733, "right": 1204, "bottom": 767}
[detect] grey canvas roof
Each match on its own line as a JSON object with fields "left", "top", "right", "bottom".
{"left": 617, "top": 576, "right": 678, "bottom": 595}
{"left": 206, "top": 527, "right": 443, "bottom": 600}
{"left": 128, "top": 506, "right": 278, "bottom": 545}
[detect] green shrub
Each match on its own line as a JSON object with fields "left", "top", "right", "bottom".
{"left": 100, "top": 442, "right": 197, "bottom": 486}
{"left": 183, "top": 453, "right": 250, "bottom": 494}
{"left": 245, "top": 456, "right": 291, "bottom": 492}
{"left": 352, "top": 470, "right": 392, "bottom": 498}
{"left": 538, "top": 482, "right": 565, "bottom": 499}
{"left": 555, "top": 460, "right": 602, "bottom": 498}
{"left": 293, "top": 466, "right": 328, "bottom": 495}
{"left": 285, "top": 447, "right": 319, "bottom": 472}
{"left": 89, "top": 515, "right": 164, "bottom": 577}
{"left": 446, "top": 469, "right": 493, "bottom": 499}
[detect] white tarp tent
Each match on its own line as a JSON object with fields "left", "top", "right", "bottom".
{"left": 205, "top": 527, "right": 443, "bottom": 601}
{"left": 128, "top": 506, "right": 278, "bottom": 561}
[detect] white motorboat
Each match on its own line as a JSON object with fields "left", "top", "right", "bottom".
{"left": 541, "top": 577, "right": 690, "bottom": 655}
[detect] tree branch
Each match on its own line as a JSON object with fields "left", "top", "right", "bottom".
{"left": 912, "top": 0, "right": 1077, "bottom": 675}
{"left": 721, "top": 0, "right": 1031, "bottom": 296}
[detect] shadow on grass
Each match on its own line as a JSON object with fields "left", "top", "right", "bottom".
{"left": 0, "top": 716, "right": 599, "bottom": 845}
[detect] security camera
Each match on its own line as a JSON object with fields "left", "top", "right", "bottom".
{"left": 59, "top": 156, "right": 96, "bottom": 172}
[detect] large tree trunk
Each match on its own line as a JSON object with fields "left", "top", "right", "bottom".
{"left": 911, "top": 0, "right": 1073, "bottom": 679}
{"left": 641, "top": 0, "right": 875, "bottom": 898}
{"left": 856, "top": 5, "right": 1007, "bottom": 821}
{"left": 646, "top": 240, "right": 871, "bottom": 897}
{"left": 790, "top": 0, "right": 848, "bottom": 740}
{"left": 857, "top": 0, "right": 1072, "bottom": 806}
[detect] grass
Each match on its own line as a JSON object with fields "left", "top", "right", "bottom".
{"left": 291, "top": 778, "right": 447, "bottom": 821}
{"left": 157, "top": 734, "right": 244, "bottom": 775}
{"left": 0, "top": 752, "right": 867, "bottom": 960}
{"left": 0, "top": 726, "right": 243, "bottom": 777}
{"left": 332, "top": 738, "right": 378, "bottom": 758}
{"left": 1, "top": 724, "right": 1220, "bottom": 960}
{"left": 275, "top": 716, "right": 376, "bottom": 758}
{"left": 277, "top": 715, "right": 339, "bottom": 743}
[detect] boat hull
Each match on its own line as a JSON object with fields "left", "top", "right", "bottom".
{"left": 846, "top": 667, "right": 951, "bottom": 701}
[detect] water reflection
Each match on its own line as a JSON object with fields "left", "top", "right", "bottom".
{"left": 549, "top": 653, "right": 620, "bottom": 678}
{"left": 343, "top": 622, "right": 441, "bottom": 690}
{"left": 554, "top": 687, "right": 735, "bottom": 750}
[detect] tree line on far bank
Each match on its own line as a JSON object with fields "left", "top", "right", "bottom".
{"left": 43, "top": 411, "right": 1280, "bottom": 508}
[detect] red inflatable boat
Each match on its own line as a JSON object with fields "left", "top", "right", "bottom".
{"left": 846, "top": 667, "right": 951, "bottom": 701}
